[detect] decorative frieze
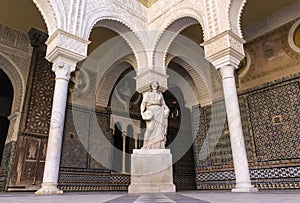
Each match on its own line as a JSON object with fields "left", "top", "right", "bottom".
{"left": 46, "top": 29, "right": 89, "bottom": 63}
{"left": 0, "top": 24, "right": 31, "bottom": 53}
{"left": 201, "top": 30, "right": 245, "bottom": 69}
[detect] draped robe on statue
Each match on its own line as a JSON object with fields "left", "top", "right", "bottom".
{"left": 141, "top": 91, "right": 169, "bottom": 149}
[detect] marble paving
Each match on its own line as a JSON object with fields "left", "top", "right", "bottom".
{"left": 0, "top": 190, "right": 300, "bottom": 203}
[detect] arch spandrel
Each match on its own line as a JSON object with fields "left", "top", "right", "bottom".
{"left": 32, "top": 0, "right": 66, "bottom": 35}
{"left": 228, "top": 0, "right": 247, "bottom": 38}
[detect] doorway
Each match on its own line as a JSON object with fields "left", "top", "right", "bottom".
{"left": 0, "top": 68, "right": 13, "bottom": 166}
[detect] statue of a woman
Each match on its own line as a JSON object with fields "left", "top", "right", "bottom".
{"left": 141, "top": 81, "right": 169, "bottom": 149}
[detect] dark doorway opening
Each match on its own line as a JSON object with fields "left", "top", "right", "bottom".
{"left": 0, "top": 68, "right": 14, "bottom": 167}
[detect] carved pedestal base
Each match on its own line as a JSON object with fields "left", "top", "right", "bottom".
{"left": 128, "top": 149, "right": 176, "bottom": 193}
{"left": 35, "top": 183, "right": 63, "bottom": 195}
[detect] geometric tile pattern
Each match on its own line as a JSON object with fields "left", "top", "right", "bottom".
{"left": 196, "top": 170, "right": 235, "bottom": 181}
{"left": 60, "top": 109, "right": 89, "bottom": 169}
{"left": 26, "top": 52, "right": 55, "bottom": 135}
{"left": 250, "top": 167, "right": 300, "bottom": 179}
{"left": 197, "top": 167, "right": 300, "bottom": 182}
{"left": 194, "top": 74, "right": 300, "bottom": 190}
{"left": 247, "top": 82, "right": 300, "bottom": 161}
{"left": 59, "top": 172, "right": 130, "bottom": 191}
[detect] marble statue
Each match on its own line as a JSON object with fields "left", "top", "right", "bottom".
{"left": 141, "top": 81, "right": 169, "bottom": 149}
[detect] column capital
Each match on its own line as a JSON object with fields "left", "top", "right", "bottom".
{"left": 122, "top": 131, "right": 127, "bottom": 138}
{"left": 52, "top": 61, "right": 76, "bottom": 81}
{"left": 46, "top": 29, "right": 90, "bottom": 64}
{"left": 201, "top": 30, "right": 245, "bottom": 69}
{"left": 135, "top": 70, "right": 168, "bottom": 93}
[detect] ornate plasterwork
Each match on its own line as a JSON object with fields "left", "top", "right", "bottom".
{"left": 113, "top": 0, "right": 147, "bottom": 20}
{"left": 32, "top": 0, "right": 64, "bottom": 35}
{"left": 46, "top": 29, "right": 90, "bottom": 63}
{"left": 204, "top": 0, "right": 220, "bottom": 37}
{"left": 32, "top": 0, "right": 250, "bottom": 90}
{"left": 201, "top": 30, "right": 245, "bottom": 69}
{"left": 228, "top": 0, "right": 247, "bottom": 38}
{"left": 0, "top": 25, "right": 31, "bottom": 114}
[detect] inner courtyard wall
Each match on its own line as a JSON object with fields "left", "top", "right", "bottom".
{"left": 193, "top": 19, "right": 300, "bottom": 190}
{"left": 0, "top": 17, "right": 299, "bottom": 191}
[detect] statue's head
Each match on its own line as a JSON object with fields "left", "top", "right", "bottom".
{"left": 150, "top": 81, "right": 159, "bottom": 90}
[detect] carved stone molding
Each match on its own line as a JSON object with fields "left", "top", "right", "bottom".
{"left": 201, "top": 30, "right": 245, "bottom": 69}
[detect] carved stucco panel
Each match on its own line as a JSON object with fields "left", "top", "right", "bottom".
{"left": 46, "top": 29, "right": 89, "bottom": 62}
{"left": 204, "top": 31, "right": 245, "bottom": 59}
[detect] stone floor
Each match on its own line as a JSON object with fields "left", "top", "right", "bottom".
{"left": 0, "top": 190, "right": 300, "bottom": 203}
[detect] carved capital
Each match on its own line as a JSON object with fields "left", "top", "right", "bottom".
{"left": 52, "top": 61, "right": 76, "bottom": 81}
{"left": 46, "top": 29, "right": 90, "bottom": 63}
{"left": 202, "top": 30, "right": 245, "bottom": 69}
{"left": 135, "top": 70, "right": 168, "bottom": 93}
{"left": 122, "top": 131, "right": 127, "bottom": 138}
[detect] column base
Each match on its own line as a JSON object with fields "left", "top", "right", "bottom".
{"left": 35, "top": 183, "right": 63, "bottom": 195}
{"left": 232, "top": 186, "right": 258, "bottom": 193}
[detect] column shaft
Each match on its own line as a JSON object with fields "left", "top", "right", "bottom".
{"left": 36, "top": 63, "right": 73, "bottom": 195}
{"left": 220, "top": 66, "right": 257, "bottom": 192}
{"left": 122, "top": 132, "right": 126, "bottom": 173}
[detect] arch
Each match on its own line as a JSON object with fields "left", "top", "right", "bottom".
{"left": 96, "top": 55, "right": 137, "bottom": 108}
{"left": 32, "top": 0, "right": 66, "bottom": 35}
{"left": 154, "top": 16, "right": 201, "bottom": 72}
{"left": 152, "top": 8, "right": 206, "bottom": 74}
{"left": 152, "top": 6, "right": 207, "bottom": 53}
{"left": 0, "top": 69, "right": 14, "bottom": 165}
{"left": 0, "top": 53, "right": 24, "bottom": 113}
{"left": 229, "top": 0, "right": 247, "bottom": 37}
{"left": 166, "top": 56, "right": 212, "bottom": 108}
{"left": 83, "top": 12, "right": 146, "bottom": 72}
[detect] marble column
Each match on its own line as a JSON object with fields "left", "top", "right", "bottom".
{"left": 35, "top": 62, "right": 75, "bottom": 195}
{"left": 122, "top": 131, "right": 127, "bottom": 173}
{"left": 219, "top": 65, "right": 257, "bottom": 192}
{"left": 134, "top": 133, "right": 138, "bottom": 149}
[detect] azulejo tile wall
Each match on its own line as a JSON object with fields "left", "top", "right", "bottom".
{"left": 193, "top": 73, "right": 300, "bottom": 190}
{"left": 247, "top": 82, "right": 300, "bottom": 162}
{"left": 59, "top": 105, "right": 127, "bottom": 191}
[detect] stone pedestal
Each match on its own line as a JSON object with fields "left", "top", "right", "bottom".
{"left": 128, "top": 149, "right": 176, "bottom": 193}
